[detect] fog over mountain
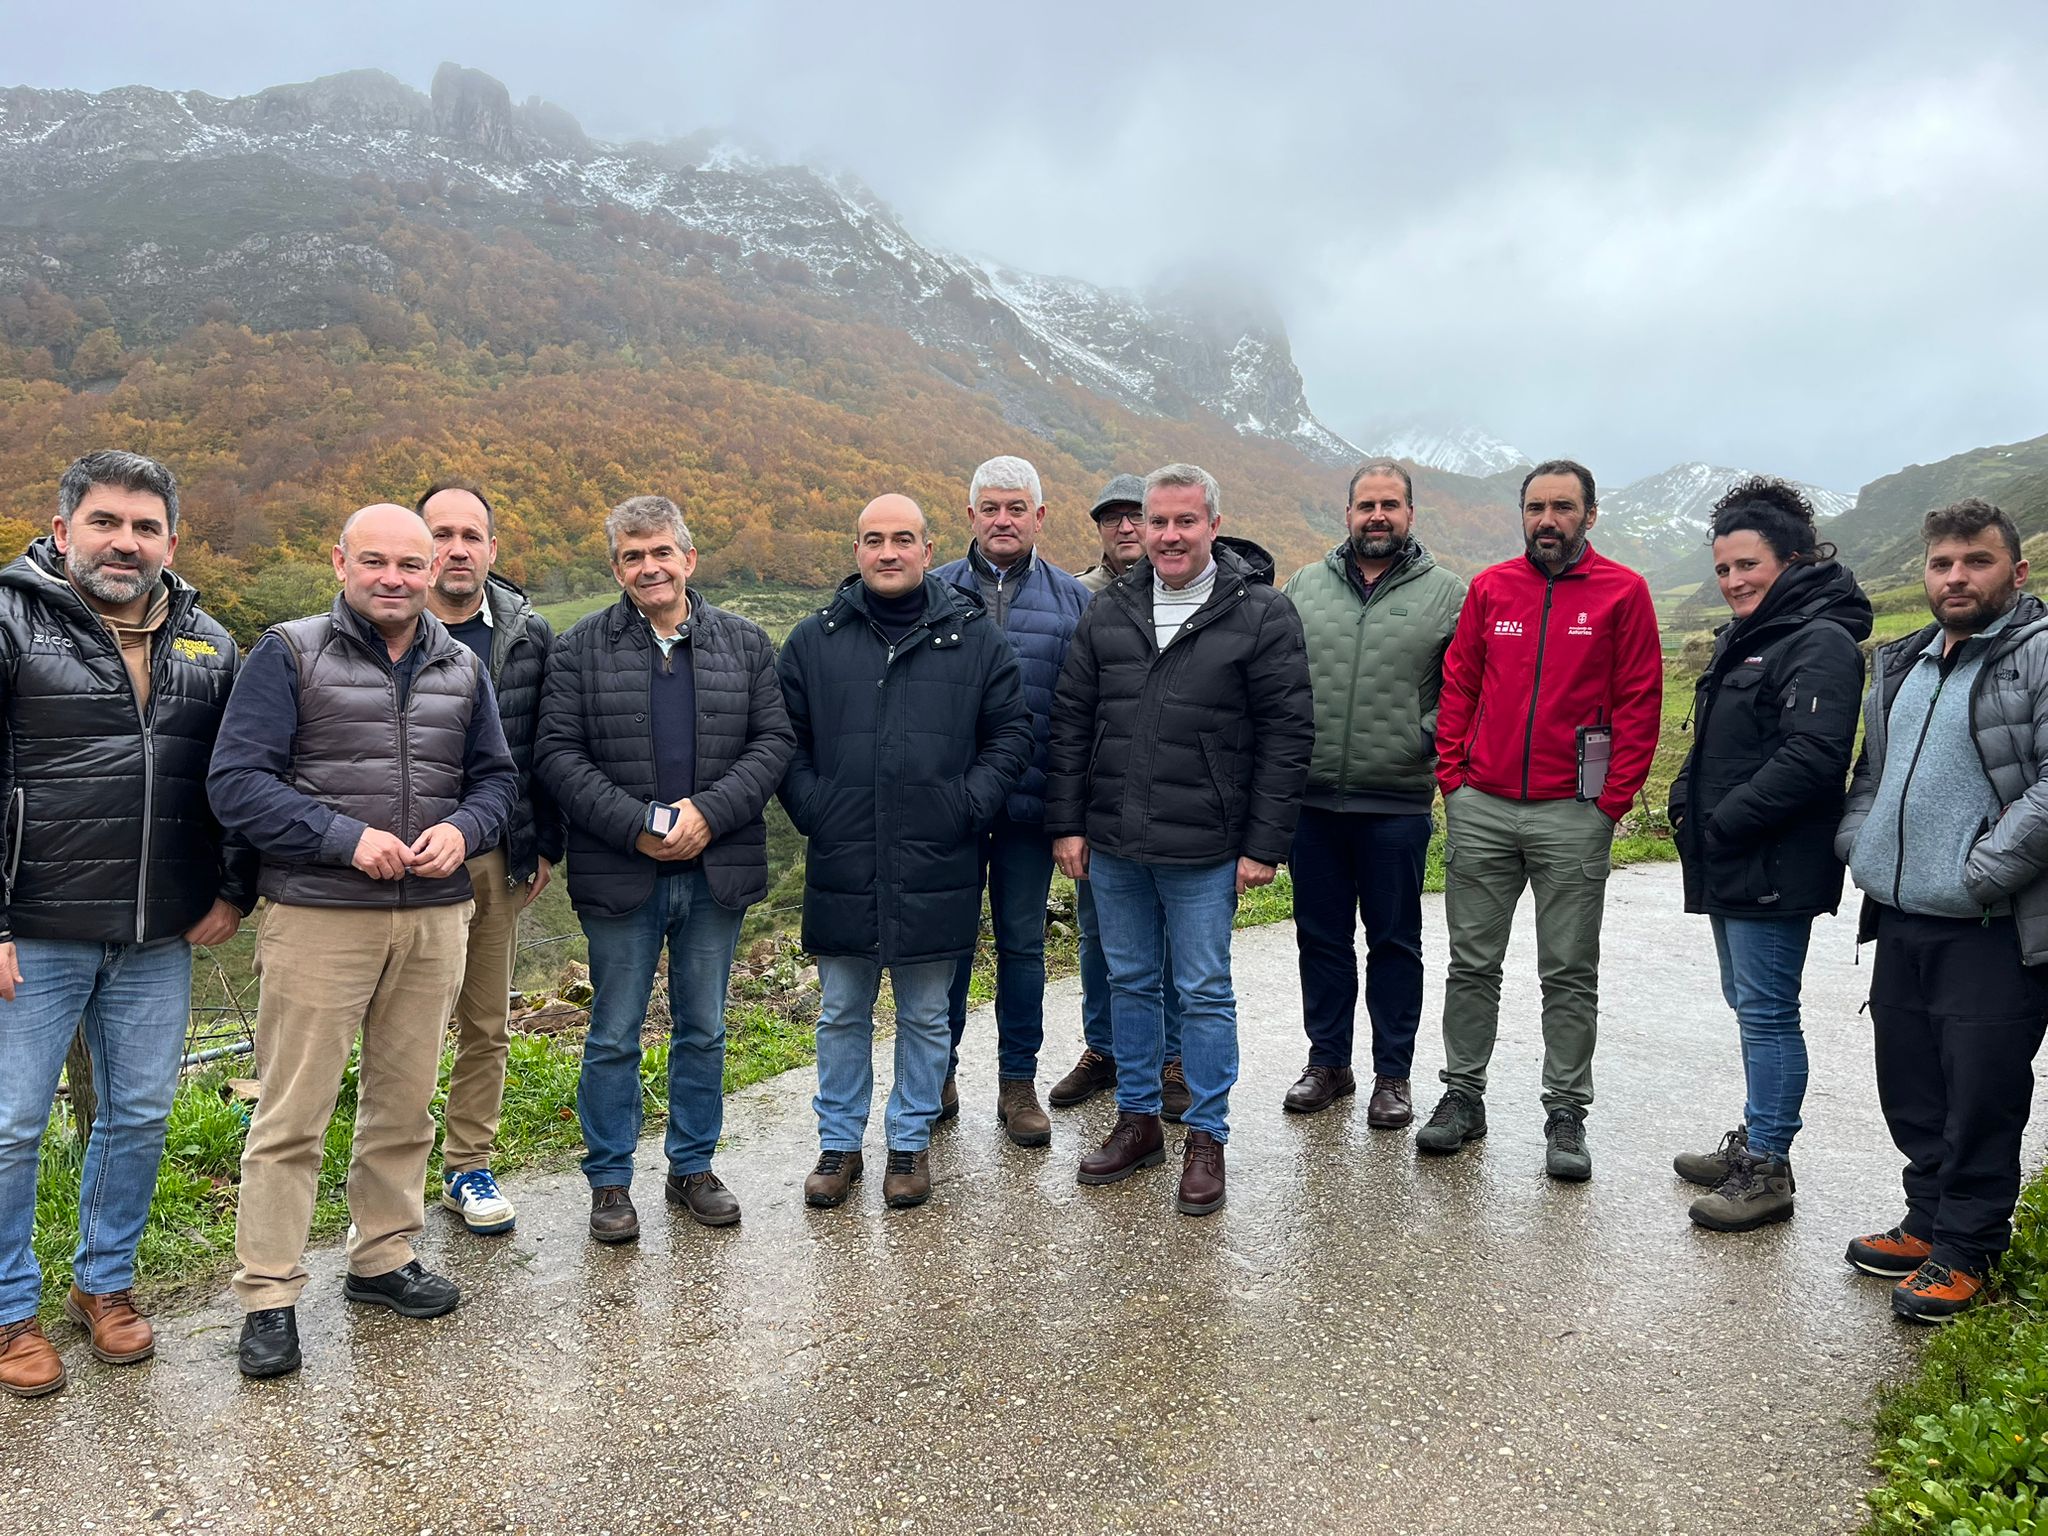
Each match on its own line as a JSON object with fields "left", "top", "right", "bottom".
{"left": 4, "top": 0, "right": 2043, "bottom": 492}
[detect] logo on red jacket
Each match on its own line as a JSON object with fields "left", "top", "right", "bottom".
{"left": 1568, "top": 610, "right": 1594, "bottom": 637}
{"left": 1493, "top": 619, "right": 1524, "bottom": 637}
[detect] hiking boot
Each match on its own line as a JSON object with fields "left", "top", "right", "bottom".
{"left": 665, "top": 1170, "right": 741, "bottom": 1227}
{"left": 441, "top": 1167, "right": 517, "bottom": 1235}
{"left": 1845, "top": 1224, "right": 1934, "bottom": 1278}
{"left": 1893, "top": 1261, "right": 1987, "bottom": 1324}
{"left": 1416, "top": 1089, "right": 1487, "bottom": 1155}
{"left": 0, "top": 1317, "right": 65, "bottom": 1398}
{"left": 997, "top": 1079, "right": 1052, "bottom": 1147}
{"left": 1048, "top": 1049, "right": 1117, "bottom": 1108}
{"left": 883, "top": 1149, "right": 931, "bottom": 1208}
{"left": 343, "top": 1259, "right": 460, "bottom": 1319}
{"left": 1544, "top": 1107, "right": 1592, "bottom": 1181}
{"left": 1283, "top": 1064, "right": 1355, "bottom": 1115}
{"left": 236, "top": 1307, "right": 300, "bottom": 1380}
{"left": 1688, "top": 1148, "right": 1795, "bottom": 1232}
{"left": 1366, "top": 1076, "right": 1414, "bottom": 1129}
{"left": 1077, "top": 1112, "right": 1165, "bottom": 1185}
{"left": 588, "top": 1185, "right": 640, "bottom": 1244}
{"left": 937, "top": 1077, "right": 959, "bottom": 1125}
{"left": 63, "top": 1285, "right": 154, "bottom": 1363}
{"left": 1161, "top": 1058, "right": 1192, "bottom": 1123}
{"left": 1177, "top": 1130, "right": 1227, "bottom": 1216}
{"left": 804, "top": 1149, "right": 864, "bottom": 1208}
{"left": 1674, "top": 1126, "right": 1747, "bottom": 1188}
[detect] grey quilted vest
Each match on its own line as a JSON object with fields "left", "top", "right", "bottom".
{"left": 257, "top": 598, "right": 481, "bottom": 909}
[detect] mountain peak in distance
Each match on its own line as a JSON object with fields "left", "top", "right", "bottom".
{"left": 1355, "top": 418, "right": 1532, "bottom": 479}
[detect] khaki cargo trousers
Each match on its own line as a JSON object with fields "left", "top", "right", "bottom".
{"left": 1438, "top": 786, "right": 1614, "bottom": 1112}
{"left": 232, "top": 898, "right": 472, "bottom": 1311}
{"left": 441, "top": 847, "right": 524, "bottom": 1174}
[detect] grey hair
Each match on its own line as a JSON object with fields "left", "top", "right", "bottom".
{"left": 970, "top": 455, "right": 1043, "bottom": 509}
{"left": 605, "top": 495, "right": 694, "bottom": 561}
{"left": 1143, "top": 463, "right": 1220, "bottom": 522}
{"left": 57, "top": 450, "right": 180, "bottom": 534}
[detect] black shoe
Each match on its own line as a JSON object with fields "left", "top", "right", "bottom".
{"left": 342, "top": 1259, "right": 461, "bottom": 1319}
{"left": 1544, "top": 1107, "right": 1592, "bottom": 1182}
{"left": 1415, "top": 1089, "right": 1487, "bottom": 1154}
{"left": 238, "top": 1307, "right": 301, "bottom": 1379}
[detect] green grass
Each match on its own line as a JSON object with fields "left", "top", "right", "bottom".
{"left": 1864, "top": 1164, "right": 2048, "bottom": 1533}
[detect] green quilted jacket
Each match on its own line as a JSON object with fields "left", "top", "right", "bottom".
{"left": 1282, "top": 540, "right": 1466, "bottom": 813}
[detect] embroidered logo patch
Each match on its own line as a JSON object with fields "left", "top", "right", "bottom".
{"left": 1493, "top": 619, "right": 1524, "bottom": 637}
{"left": 172, "top": 636, "right": 219, "bottom": 660}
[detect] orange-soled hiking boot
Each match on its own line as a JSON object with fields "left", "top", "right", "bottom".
{"left": 1892, "top": 1261, "right": 1987, "bottom": 1324}
{"left": 1844, "top": 1225, "right": 1933, "bottom": 1278}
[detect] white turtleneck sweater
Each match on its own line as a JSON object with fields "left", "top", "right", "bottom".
{"left": 1153, "top": 560, "right": 1218, "bottom": 649}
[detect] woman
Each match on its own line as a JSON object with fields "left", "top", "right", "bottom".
{"left": 1669, "top": 477, "right": 1871, "bottom": 1231}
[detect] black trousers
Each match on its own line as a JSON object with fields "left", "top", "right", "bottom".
{"left": 1289, "top": 805, "right": 1433, "bottom": 1077}
{"left": 1869, "top": 904, "right": 2048, "bottom": 1273}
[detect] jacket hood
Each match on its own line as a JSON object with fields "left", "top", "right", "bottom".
{"left": 481, "top": 570, "right": 535, "bottom": 621}
{"left": 1216, "top": 536, "right": 1275, "bottom": 586}
{"left": 1718, "top": 559, "right": 1873, "bottom": 656}
{"left": 1320, "top": 536, "right": 1436, "bottom": 580}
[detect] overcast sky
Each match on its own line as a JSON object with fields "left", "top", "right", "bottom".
{"left": 5, "top": 0, "right": 2045, "bottom": 489}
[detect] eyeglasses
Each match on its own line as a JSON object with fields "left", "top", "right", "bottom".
{"left": 1094, "top": 508, "right": 1143, "bottom": 528}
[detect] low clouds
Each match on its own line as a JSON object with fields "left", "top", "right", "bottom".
{"left": 8, "top": 0, "right": 2045, "bottom": 488}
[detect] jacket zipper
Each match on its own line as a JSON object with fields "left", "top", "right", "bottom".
{"left": 1520, "top": 571, "right": 1560, "bottom": 800}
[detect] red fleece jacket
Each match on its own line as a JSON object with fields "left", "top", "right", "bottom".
{"left": 1434, "top": 544, "right": 1663, "bottom": 821}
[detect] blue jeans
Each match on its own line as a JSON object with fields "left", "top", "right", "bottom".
{"left": 815, "top": 957, "right": 954, "bottom": 1152}
{"left": 0, "top": 936, "right": 192, "bottom": 1322}
{"left": 1077, "top": 876, "right": 1183, "bottom": 1062}
{"left": 1087, "top": 850, "right": 1239, "bottom": 1140}
{"left": 1710, "top": 914, "right": 1813, "bottom": 1159}
{"left": 577, "top": 870, "right": 744, "bottom": 1188}
{"left": 947, "top": 816, "right": 1054, "bottom": 1080}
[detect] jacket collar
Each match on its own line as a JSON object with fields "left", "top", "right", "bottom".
{"left": 966, "top": 541, "right": 1036, "bottom": 586}
{"left": 820, "top": 572, "right": 977, "bottom": 645}
{"left": 4, "top": 535, "right": 198, "bottom": 635}
{"left": 329, "top": 592, "right": 458, "bottom": 668}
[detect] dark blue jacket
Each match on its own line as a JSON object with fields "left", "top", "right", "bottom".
{"left": 931, "top": 545, "right": 1089, "bottom": 824}
{"left": 775, "top": 573, "right": 1033, "bottom": 964}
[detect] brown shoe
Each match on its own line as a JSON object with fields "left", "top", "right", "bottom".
{"left": 937, "top": 1076, "right": 959, "bottom": 1125}
{"left": 1177, "top": 1130, "right": 1227, "bottom": 1216}
{"left": 883, "top": 1148, "right": 931, "bottom": 1208}
{"left": 63, "top": 1286, "right": 154, "bottom": 1364}
{"left": 1283, "top": 1064, "right": 1356, "bottom": 1115}
{"left": 804, "top": 1149, "right": 864, "bottom": 1208}
{"left": 1048, "top": 1048, "right": 1117, "bottom": 1108}
{"left": 0, "top": 1317, "right": 65, "bottom": 1398}
{"left": 1365, "top": 1076, "right": 1413, "bottom": 1129}
{"left": 1161, "top": 1058, "right": 1192, "bottom": 1123}
{"left": 588, "top": 1185, "right": 640, "bottom": 1243}
{"left": 997, "top": 1079, "right": 1052, "bottom": 1147}
{"left": 1076, "top": 1112, "right": 1165, "bottom": 1185}
{"left": 664, "top": 1170, "right": 741, "bottom": 1227}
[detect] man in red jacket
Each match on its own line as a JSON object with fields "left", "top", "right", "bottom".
{"left": 1417, "top": 460, "right": 1662, "bottom": 1180}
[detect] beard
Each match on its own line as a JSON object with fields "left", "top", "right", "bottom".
{"left": 68, "top": 548, "right": 161, "bottom": 606}
{"left": 1934, "top": 583, "right": 2018, "bottom": 633}
{"left": 1525, "top": 530, "right": 1586, "bottom": 568}
{"left": 1349, "top": 528, "right": 1403, "bottom": 562}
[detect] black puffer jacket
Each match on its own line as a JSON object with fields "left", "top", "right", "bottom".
{"left": 536, "top": 591, "right": 793, "bottom": 918}
{"left": 776, "top": 574, "right": 1032, "bottom": 964}
{"left": 1046, "top": 538, "right": 1314, "bottom": 867}
{"left": 0, "top": 538, "right": 255, "bottom": 942}
{"left": 479, "top": 574, "right": 564, "bottom": 882}
{"left": 1671, "top": 559, "right": 1872, "bottom": 918}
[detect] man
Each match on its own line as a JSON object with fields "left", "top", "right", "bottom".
{"left": 210, "top": 504, "right": 516, "bottom": 1379}
{"left": 1282, "top": 458, "right": 1465, "bottom": 1125}
{"left": 535, "top": 496, "right": 793, "bottom": 1242}
{"left": 1837, "top": 498, "right": 2048, "bottom": 1323}
{"left": 777, "top": 495, "right": 1031, "bottom": 1210}
{"left": 1048, "top": 464, "right": 1313, "bottom": 1217}
{"left": 932, "top": 455, "right": 1090, "bottom": 1146}
{"left": 1052, "top": 473, "right": 1189, "bottom": 1121}
{"left": 0, "top": 451, "right": 251, "bottom": 1401}
{"left": 1419, "top": 459, "right": 1661, "bottom": 1180}
{"left": 417, "top": 481, "right": 563, "bottom": 1237}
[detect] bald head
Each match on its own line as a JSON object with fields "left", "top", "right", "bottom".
{"left": 333, "top": 503, "right": 440, "bottom": 650}
{"left": 856, "top": 493, "right": 933, "bottom": 598}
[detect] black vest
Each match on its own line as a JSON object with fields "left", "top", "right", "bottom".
{"left": 256, "top": 598, "right": 480, "bottom": 909}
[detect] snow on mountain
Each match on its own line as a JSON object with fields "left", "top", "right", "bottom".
{"left": 0, "top": 67, "right": 1360, "bottom": 465}
{"left": 1600, "top": 463, "right": 1857, "bottom": 555}
{"left": 1357, "top": 420, "right": 1531, "bottom": 479}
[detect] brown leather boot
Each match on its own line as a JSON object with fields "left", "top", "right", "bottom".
{"left": 997, "top": 1079, "right": 1051, "bottom": 1147}
{"left": 1076, "top": 1112, "right": 1165, "bottom": 1185}
{"left": 883, "top": 1149, "right": 931, "bottom": 1208}
{"left": 1161, "top": 1058, "right": 1192, "bottom": 1123}
{"left": 1177, "top": 1130, "right": 1227, "bottom": 1216}
{"left": 0, "top": 1317, "right": 65, "bottom": 1398}
{"left": 64, "top": 1285, "right": 154, "bottom": 1364}
{"left": 1048, "top": 1049, "right": 1116, "bottom": 1108}
{"left": 1365, "top": 1076, "right": 1413, "bottom": 1129}
{"left": 804, "top": 1149, "right": 864, "bottom": 1208}
{"left": 937, "top": 1077, "right": 959, "bottom": 1124}
{"left": 1283, "top": 1064, "right": 1356, "bottom": 1115}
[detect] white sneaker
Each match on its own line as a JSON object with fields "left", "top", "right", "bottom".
{"left": 441, "top": 1168, "right": 516, "bottom": 1235}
